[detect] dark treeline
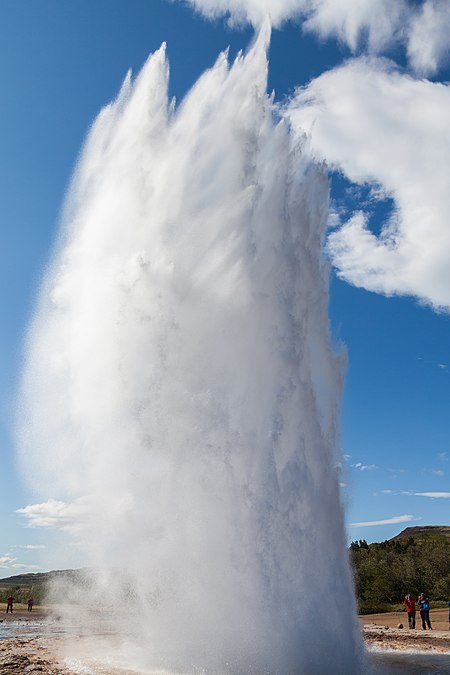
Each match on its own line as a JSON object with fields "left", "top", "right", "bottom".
{"left": 350, "top": 534, "right": 450, "bottom": 614}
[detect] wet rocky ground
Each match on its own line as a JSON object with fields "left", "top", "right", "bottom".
{"left": 0, "top": 636, "right": 70, "bottom": 674}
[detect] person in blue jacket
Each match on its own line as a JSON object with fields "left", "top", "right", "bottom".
{"left": 418, "top": 593, "right": 432, "bottom": 630}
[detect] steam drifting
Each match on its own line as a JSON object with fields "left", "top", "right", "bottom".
{"left": 19, "top": 27, "right": 362, "bottom": 674}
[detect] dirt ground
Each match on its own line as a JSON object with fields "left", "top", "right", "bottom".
{"left": 361, "top": 608, "right": 450, "bottom": 652}
{"left": 0, "top": 603, "right": 50, "bottom": 622}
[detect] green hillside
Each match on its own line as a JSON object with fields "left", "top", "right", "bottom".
{"left": 0, "top": 569, "right": 87, "bottom": 604}
{"left": 350, "top": 526, "right": 450, "bottom": 614}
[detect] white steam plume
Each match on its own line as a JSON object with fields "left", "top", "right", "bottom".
{"left": 18, "top": 26, "right": 363, "bottom": 674}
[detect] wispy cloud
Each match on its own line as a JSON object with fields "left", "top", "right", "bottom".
{"left": 381, "top": 489, "right": 450, "bottom": 499}
{"left": 0, "top": 552, "right": 43, "bottom": 572}
{"left": 414, "top": 492, "right": 450, "bottom": 499}
{"left": 418, "top": 357, "right": 449, "bottom": 372}
{"left": 431, "top": 469, "right": 444, "bottom": 477}
{"left": 0, "top": 555, "right": 16, "bottom": 565}
{"left": 349, "top": 514, "right": 415, "bottom": 528}
{"left": 438, "top": 452, "right": 448, "bottom": 462}
{"left": 353, "top": 462, "right": 377, "bottom": 472}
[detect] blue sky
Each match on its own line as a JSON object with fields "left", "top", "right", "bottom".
{"left": 0, "top": 0, "right": 449, "bottom": 576}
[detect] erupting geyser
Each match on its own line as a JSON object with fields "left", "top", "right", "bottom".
{"left": 19, "top": 25, "right": 363, "bottom": 674}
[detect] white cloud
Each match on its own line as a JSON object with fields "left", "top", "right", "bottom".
{"left": 353, "top": 462, "right": 376, "bottom": 471}
{"left": 287, "top": 58, "right": 450, "bottom": 310}
{"left": 179, "top": 0, "right": 450, "bottom": 75}
{"left": 0, "top": 555, "right": 16, "bottom": 565}
{"left": 431, "top": 469, "right": 444, "bottom": 476}
{"left": 16, "top": 498, "right": 88, "bottom": 530}
{"left": 382, "top": 489, "right": 450, "bottom": 498}
{"left": 349, "top": 514, "right": 415, "bottom": 528}
{"left": 179, "top": 0, "right": 304, "bottom": 27}
{"left": 438, "top": 452, "right": 448, "bottom": 462}
{"left": 414, "top": 491, "right": 450, "bottom": 499}
{"left": 407, "top": 0, "right": 450, "bottom": 76}
{"left": 303, "top": 0, "right": 407, "bottom": 54}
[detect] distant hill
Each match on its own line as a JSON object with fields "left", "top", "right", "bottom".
{"left": 0, "top": 569, "right": 93, "bottom": 604}
{"left": 0, "top": 568, "right": 136, "bottom": 606}
{"left": 0, "top": 569, "right": 82, "bottom": 586}
{"left": 390, "top": 525, "right": 450, "bottom": 541}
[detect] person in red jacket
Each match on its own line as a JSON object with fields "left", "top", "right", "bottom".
{"left": 403, "top": 593, "right": 416, "bottom": 629}
{"left": 6, "top": 595, "right": 14, "bottom": 614}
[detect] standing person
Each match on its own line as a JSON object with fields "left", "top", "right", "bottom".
{"left": 27, "top": 596, "right": 34, "bottom": 612}
{"left": 418, "top": 593, "right": 432, "bottom": 630}
{"left": 403, "top": 593, "right": 416, "bottom": 629}
{"left": 6, "top": 595, "right": 14, "bottom": 613}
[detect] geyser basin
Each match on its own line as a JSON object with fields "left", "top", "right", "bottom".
{"left": 19, "top": 25, "right": 363, "bottom": 674}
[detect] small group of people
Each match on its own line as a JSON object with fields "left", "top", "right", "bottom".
{"left": 5, "top": 595, "right": 34, "bottom": 613}
{"left": 403, "top": 593, "right": 432, "bottom": 630}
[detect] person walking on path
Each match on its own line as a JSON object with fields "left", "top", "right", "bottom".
{"left": 403, "top": 593, "right": 416, "bottom": 629}
{"left": 418, "top": 593, "right": 432, "bottom": 630}
{"left": 27, "top": 597, "right": 34, "bottom": 612}
{"left": 6, "top": 595, "right": 14, "bottom": 613}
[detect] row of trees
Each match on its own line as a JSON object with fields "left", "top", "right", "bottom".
{"left": 350, "top": 535, "right": 450, "bottom": 614}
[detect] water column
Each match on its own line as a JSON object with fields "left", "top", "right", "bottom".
{"left": 19, "top": 25, "right": 363, "bottom": 674}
